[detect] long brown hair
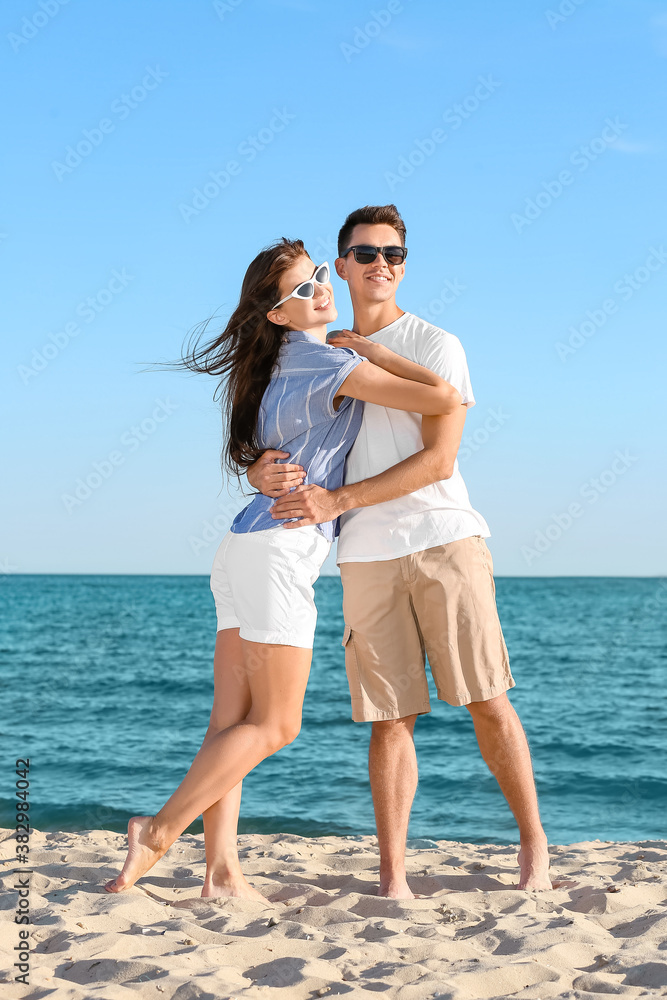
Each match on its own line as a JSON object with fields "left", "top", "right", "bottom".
{"left": 179, "top": 238, "right": 308, "bottom": 475}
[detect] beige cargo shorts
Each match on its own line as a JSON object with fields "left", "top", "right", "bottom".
{"left": 340, "top": 535, "right": 515, "bottom": 722}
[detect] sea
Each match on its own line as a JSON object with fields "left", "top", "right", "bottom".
{"left": 2, "top": 575, "right": 665, "bottom": 845}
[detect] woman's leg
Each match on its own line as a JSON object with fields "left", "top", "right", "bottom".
{"left": 200, "top": 628, "right": 265, "bottom": 899}
{"left": 105, "top": 639, "right": 311, "bottom": 892}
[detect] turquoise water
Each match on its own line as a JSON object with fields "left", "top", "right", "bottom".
{"left": 1, "top": 575, "right": 665, "bottom": 844}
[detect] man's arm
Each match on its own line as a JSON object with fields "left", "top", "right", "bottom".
{"left": 246, "top": 328, "right": 463, "bottom": 496}
{"left": 269, "top": 405, "right": 468, "bottom": 527}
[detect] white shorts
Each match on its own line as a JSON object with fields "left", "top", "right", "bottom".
{"left": 210, "top": 525, "right": 331, "bottom": 648}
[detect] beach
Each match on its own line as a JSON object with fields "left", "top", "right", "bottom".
{"left": 2, "top": 827, "right": 667, "bottom": 998}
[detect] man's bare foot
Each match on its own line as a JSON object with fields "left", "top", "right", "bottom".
{"left": 516, "top": 836, "right": 552, "bottom": 890}
{"left": 104, "top": 816, "right": 168, "bottom": 893}
{"left": 202, "top": 869, "right": 268, "bottom": 901}
{"left": 377, "top": 875, "right": 415, "bottom": 899}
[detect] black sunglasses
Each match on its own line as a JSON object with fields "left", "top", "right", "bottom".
{"left": 340, "top": 244, "right": 408, "bottom": 265}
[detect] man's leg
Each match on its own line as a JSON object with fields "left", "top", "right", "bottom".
{"left": 369, "top": 714, "right": 418, "bottom": 899}
{"left": 414, "top": 536, "right": 552, "bottom": 890}
{"left": 466, "top": 693, "right": 551, "bottom": 889}
{"left": 340, "top": 558, "right": 430, "bottom": 899}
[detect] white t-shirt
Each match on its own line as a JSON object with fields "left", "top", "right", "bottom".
{"left": 336, "top": 311, "right": 490, "bottom": 563}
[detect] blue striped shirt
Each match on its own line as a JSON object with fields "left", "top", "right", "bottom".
{"left": 231, "top": 329, "right": 365, "bottom": 541}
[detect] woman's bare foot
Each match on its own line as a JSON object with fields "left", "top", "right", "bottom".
{"left": 202, "top": 868, "right": 268, "bottom": 901}
{"left": 105, "top": 816, "right": 169, "bottom": 893}
{"left": 516, "top": 836, "right": 553, "bottom": 890}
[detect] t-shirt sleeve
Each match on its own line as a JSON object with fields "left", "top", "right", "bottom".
{"left": 322, "top": 345, "right": 366, "bottom": 416}
{"left": 416, "top": 330, "right": 475, "bottom": 407}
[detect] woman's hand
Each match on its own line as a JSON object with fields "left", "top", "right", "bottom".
{"left": 247, "top": 450, "right": 305, "bottom": 497}
{"left": 328, "top": 328, "right": 385, "bottom": 363}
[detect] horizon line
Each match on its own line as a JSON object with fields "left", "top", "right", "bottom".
{"left": 3, "top": 573, "right": 665, "bottom": 580}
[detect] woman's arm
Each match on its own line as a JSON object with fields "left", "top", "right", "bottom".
{"left": 330, "top": 330, "right": 461, "bottom": 415}
{"left": 246, "top": 450, "right": 304, "bottom": 497}
{"left": 245, "top": 331, "right": 459, "bottom": 495}
{"left": 270, "top": 406, "right": 468, "bottom": 527}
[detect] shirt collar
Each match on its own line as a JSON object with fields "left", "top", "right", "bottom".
{"left": 284, "top": 329, "right": 326, "bottom": 347}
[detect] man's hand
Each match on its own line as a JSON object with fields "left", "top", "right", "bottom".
{"left": 270, "top": 484, "right": 343, "bottom": 527}
{"left": 247, "top": 450, "right": 305, "bottom": 497}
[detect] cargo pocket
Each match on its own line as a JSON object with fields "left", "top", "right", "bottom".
{"left": 342, "top": 622, "right": 365, "bottom": 709}
{"left": 474, "top": 535, "right": 497, "bottom": 596}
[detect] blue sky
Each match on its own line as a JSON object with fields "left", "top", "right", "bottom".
{"left": 2, "top": 0, "right": 665, "bottom": 575}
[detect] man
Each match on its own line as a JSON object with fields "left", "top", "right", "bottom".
{"left": 249, "top": 204, "right": 552, "bottom": 895}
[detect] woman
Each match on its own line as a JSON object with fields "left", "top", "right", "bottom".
{"left": 105, "top": 238, "right": 460, "bottom": 895}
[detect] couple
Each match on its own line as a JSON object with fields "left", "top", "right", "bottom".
{"left": 105, "top": 203, "right": 552, "bottom": 899}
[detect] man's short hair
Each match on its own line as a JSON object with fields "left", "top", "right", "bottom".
{"left": 337, "top": 204, "right": 407, "bottom": 257}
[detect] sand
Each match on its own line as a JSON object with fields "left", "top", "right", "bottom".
{"left": 1, "top": 827, "right": 666, "bottom": 999}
